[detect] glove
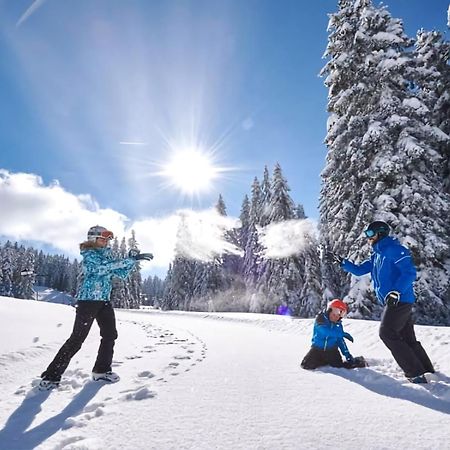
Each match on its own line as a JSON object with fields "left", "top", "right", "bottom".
{"left": 385, "top": 291, "right": 400, "bottom": 307}
{"left": 345, "top": 354, "right": 354, "bottom": 363}
{"left": 343, "top": 332, "right": 354, "bottom": 343}
{"left": 128, "top": 248, "right": 140, "bottom": 258}
{"left": 128, "top": 249, "right": 154, "bottom": 261}
{"left": 326, "top": 251, "right": 344, "bottom": 265}
{"left": 134, "top": 253, "right": 154, "bottom": 261}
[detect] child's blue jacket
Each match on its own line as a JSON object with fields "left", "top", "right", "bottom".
{"left": 311, "top": 311, "right": 352, "bottom": 359}
{"left": 76, "top": 247, "right": 136, "bottom": 302}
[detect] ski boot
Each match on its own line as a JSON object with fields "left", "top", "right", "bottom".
{"left": 38, "top": 379, "right": 60, "bottom": 391}
{"left": 92, "top": 371, "right": 120, "bottom": 383}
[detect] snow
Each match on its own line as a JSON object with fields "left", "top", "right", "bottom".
{"left": 259, "top": 218, "right": 317, "bottom": 258}
{"left": 1, "top": 296, "right": 450, "bottom": 449}
{"left": 34, "top": 286, "right": 75, "bottom": 305}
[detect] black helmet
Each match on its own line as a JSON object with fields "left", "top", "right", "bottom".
{"left": 364, "top": 221, "right": 390, "bottom": 239}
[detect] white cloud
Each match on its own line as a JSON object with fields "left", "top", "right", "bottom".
{"left": 259, "top": 219, "right": 318, "bottom": 259}
{"left": 0, "top": 170, "right": 128, "bottom": 256}
{"left": 0, "top": 170, "right": 242, "bottom": 271}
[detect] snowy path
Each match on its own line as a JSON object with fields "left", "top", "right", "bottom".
{"left": 1, "top": 298, "right": 450, "bottom": 449}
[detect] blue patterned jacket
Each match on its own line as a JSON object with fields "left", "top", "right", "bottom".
{"left": 76, "top": 247, "right": 136, "bottom": 302}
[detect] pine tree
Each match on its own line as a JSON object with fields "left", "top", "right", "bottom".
{"left": 127, "top": 230, "right": 142, "bottom": 309}
{"left": 110, "top": 237, "right": 131, "bottom": 308}
{"left": 320, "top": 0, "right": 450, "bottom": 323}
{"left": 1, "top": 241, "right": 14, "bottom": 297}
{"left": 414, "top": 29, "right": 450, "bottom": 193}
{"left": 256, "top": 163, "right": 301, "bottom": 313}
{"left": 243, "top": 178, "right": 263, "bottom": 289}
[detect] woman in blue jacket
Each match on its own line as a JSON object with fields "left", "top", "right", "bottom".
{"left": 39, "top": 225, "right": 153, "bottom": 390}
{"left": 340, "top": 221, "right": 434, "bottom": 383}
{"left": 301, "top": 299, "right": 365, "bottom": 370}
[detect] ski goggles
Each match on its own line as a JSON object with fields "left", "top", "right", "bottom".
{"left": 364, "top": 229, "right": 377, "bottom": 238}
{"left": 98, "top": 230, "right": 114, "bottom": 240}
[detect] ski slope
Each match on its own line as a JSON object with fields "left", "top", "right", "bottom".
{"left": 0, "top": 296, "right": 450, "bottom": 450}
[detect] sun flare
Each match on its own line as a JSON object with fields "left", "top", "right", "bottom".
{"left": 160, "top": 147, "right": 220, "bottom": 195}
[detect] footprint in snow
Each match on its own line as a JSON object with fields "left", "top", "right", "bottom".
{"left": 122, "top": 387, "right": 157, "bottom": 401}
{"left": 137, "top": 370, "right": 155, "bottom": 379}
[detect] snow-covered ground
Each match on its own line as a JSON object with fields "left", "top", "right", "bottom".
{"left": 33, "top": 287, "right": 75, "bottom": 306}
{"left": 1, "top": 296, "right": 450, "bottom": 450}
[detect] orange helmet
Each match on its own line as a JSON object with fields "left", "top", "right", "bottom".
{"left": 327, "top": 299, "right": 348, "bottom": 314}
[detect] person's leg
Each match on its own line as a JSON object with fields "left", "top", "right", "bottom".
{"left": 41, "top": 302, "right": 101, "bottom": 381}
{"left": 379, "top": 303, "right": 426, "bottom": 378}
{"left": 301, "top": 347, "right": 327, "bottom": 370}
{"left": 400, "top": 314, "right": 435, "bottom": 373}
{"left": 92, "top": 302, "right": 118, "bottom": 374}
{"left": 326, "top": 348, "right": 346, "bottom": 368}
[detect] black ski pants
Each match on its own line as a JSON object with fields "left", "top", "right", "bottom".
{"left": 379, "top": 302, "right": 434, "bottom": 378}
{"left": 301, "top": 346, "right": 353, "bottom": 370}
{"left": 41, "top": 301, "right": 118, "bottom": 382}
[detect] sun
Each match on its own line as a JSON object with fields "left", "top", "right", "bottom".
{"left": 160, "top": 147, "right": 220, "bottom": 196}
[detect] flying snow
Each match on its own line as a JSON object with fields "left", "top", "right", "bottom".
{"left": 259, "top": 219, "right": 318, "bottom": 259}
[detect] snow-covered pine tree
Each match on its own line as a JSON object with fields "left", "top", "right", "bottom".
{"left": 414, "top": 29, "right": 450, "bottom": 193}
{"left": 260, "top": 166, "right": 272, "bottom": 227}
{"left": 161, "top": 263, "right": 174, "bottom": 310}
{"left": 1, "top": 241, "right": 14, "bottom": 297}
{"left": 142, "top": 275, "right": 165, "bottom": 307}
{"left": 127, "top": 230, "right": 143, "bottom": 309}
{"left": 297, "top": 234, "right": 323, "bottom": 317}
{"left": 295, "top": 204, "right": 306, "bottom": 220}
{"left": 256, "top": 163, "right": 302, "bottom": 313}
{"left": 320, "top": 0, "right": 450, "bottom": 323}
{"left": 243, "top": 178, "right": 262, "bottom": 290}
{"left": 15, "top": 247, "right": 35, "bottom": 299}
{"left": 110, "top": 237, "right": 131, "bottom": 308}
{"left": 164, "top": 214, "right": 197, "bottom": 310}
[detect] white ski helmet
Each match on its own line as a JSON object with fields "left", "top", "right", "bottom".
{"left": 87, "top": 225, "right": 114, "bottom": 242}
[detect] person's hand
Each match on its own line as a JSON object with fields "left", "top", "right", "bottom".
{"left": 128, "top": 248, "right": 140, "bottom": 258}
{"left": 326, "top": 251, "right": 344, "bottom": 265}
{"left": 134, "top": 253, "right": 154, "bottom": 261}
{"left": 343, "top": 332, "right": 354, "bottom": 343}
{"left": 345, "top": 354, "right": 354, "bottom": 363}
{"left": 128, "top": 249, "right": 154, "bottom": 261}
{"left": 385, "top": 291, "right": 400, "bottom": 307}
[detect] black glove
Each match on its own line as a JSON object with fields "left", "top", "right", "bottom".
{"left": 385, "top": 291, "right": 400, "bottom": 307}
{"left": 134, "top": 252, "right": 154, "bottom": 261}
{"left": 343, "top": 332, "right": 354, "bottom": 343}
{"left": 128, "top": 249, "right": 140, "bottom": 258}
{"left": 326, "top": 251, "right": 344, "bottom": 265}
{"left": 128, "top": 249, "right": 154, "bottom": 261}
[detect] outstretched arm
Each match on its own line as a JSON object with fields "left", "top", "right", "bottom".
{"left": 84, "top": 253, "right": 136, "bottom": 279}
{"left": 342, "top": 259, "right": 372, "bottom": 276}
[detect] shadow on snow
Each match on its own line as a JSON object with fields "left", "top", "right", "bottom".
{"left": 0, "top": 382, "right": 104, "bottom": 450}
{"left": 320, "top": 366, "right": 450, "bottom": 415}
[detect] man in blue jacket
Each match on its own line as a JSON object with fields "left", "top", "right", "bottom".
{"left": 339, "top": 221, "right": 434, "bottom": 383}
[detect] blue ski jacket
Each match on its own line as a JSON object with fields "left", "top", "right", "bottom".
{"left": 311, "top": 311, "right": 352, "bottom": 359}
{"left": 342, "top": 236, "right": 416, "bottom": 306}
{"left": 76, "top": 247, "right": 136, "bottom": 302}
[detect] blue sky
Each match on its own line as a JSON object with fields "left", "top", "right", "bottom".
{"left": 0, "top": 0, "right": 449, "bottom": 271}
